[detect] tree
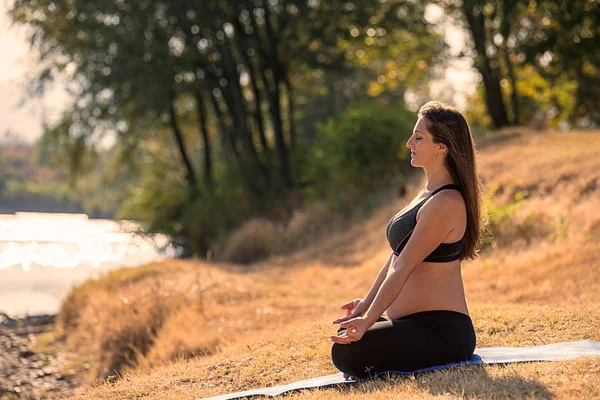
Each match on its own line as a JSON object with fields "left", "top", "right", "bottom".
{"left": 9, "top": 0, "right": 446, "bottom": 255}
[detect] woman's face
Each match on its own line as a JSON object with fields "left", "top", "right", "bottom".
{"left": 406, "top": 116, "right": 445, "bottom": 168}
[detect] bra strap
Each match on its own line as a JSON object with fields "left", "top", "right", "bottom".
{"left": 427, "top": 183, "right": 461, "bottom": 199}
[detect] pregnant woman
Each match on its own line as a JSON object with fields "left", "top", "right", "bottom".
{"left": 330, "top": 100, "right": 482, "bottom": 379}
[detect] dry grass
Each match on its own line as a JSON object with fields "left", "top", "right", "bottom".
{"left": 57, "top": 128, "right": 600, "bottom": 399}
{"left": 219, "top": 200, "right": 344, "bottom": 264}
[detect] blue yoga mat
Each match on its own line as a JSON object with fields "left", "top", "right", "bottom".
{"left": 198, "top": 340, "right": 600, "bottom": 400}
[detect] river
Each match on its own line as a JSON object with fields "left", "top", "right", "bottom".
{"left": 0, "top": 212, "right": 179, "bottom": 317}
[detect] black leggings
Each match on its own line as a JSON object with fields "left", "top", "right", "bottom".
{"left": 331, "top": 310, "right": 476, "bottom": 378}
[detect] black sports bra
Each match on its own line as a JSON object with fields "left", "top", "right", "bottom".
{"left": 386, "top": 183, "right": 464, "bottom": 262}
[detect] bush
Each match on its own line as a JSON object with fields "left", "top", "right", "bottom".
{"left": 118, "top": 150, "right": 256, "bottom": 258}
{"left": 218, "top": 200, "right": 344, "bottom": 264}
{"left": 181, "top": 171, "right": 255, "bottom": 258}
{"left": 299, "top": 100, "right": 414, "bottom": 212}
{"left": 281, "top": 201, "right": 339, "bottom": 250}
{"left": 220, "top": 217, "right": 282, "bottom": 264}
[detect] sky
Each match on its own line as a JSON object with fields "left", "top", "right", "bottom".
{"left": 0, "top": 2, "right": 476, "bottom": 144}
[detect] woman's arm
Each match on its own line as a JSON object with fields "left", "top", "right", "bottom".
{"left": 363, "top": 194, "right": 458, "bottom": 323}
{"left": 331, "top": 193, "right": 460, "bottom": 343}
{"left": 332, "top": 252, "right": 395, "bottom": 324}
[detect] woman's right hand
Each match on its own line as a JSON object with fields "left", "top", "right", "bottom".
{"left": 332, "top": 298, "right": 368, "bottom": 324}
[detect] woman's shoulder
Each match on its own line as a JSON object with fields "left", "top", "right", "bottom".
{"left": 416, "top": 189, "right": 466, "bottom": 221}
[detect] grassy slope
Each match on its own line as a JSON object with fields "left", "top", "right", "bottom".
{"left": 62, "top": 128, "right": 600, "bottom": 399}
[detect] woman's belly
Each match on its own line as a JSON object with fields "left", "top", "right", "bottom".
{"left": 384, "top": 258, "right": 469, "bottom": 320}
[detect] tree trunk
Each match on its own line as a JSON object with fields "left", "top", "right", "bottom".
{"left": 168, "top": 94, "right": 198, "bottom": 199}
{"left": 230, "top": 9, "right": 271, "bottom": 157}
{"left": 216, "top": 37, "right": 270, "bottom": 189}
{"left": 194, "top": 90, "right": 214, "bottom": 188}
{"left": 204, "top": 71, "right": 264, "bottom": 195}
{"left": 503, "top": 46, "right": 520, "bottom": 125}
{"left": 463, "top": 2, "right": 510, "bottom": 129}
{"left": 204, "top": 74, "right": 240, "bottom": 165}
{"left": 282, "top": 67, "right": 296, "bottom": 150}
{"left": 260, "top": 0, "right": 292, "bottom": 189}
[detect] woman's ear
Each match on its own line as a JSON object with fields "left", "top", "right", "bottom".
{"left": 438, "top": 143, "right": 448, "bottom": 155}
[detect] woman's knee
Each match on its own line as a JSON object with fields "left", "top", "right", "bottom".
{"left": 331, "top": 343, "right": 353, "bottom": 373}
{"left": 331, "top": 343, "right": 346, "bottom": 368}
{"left": 331, "top": 343, "right": 369, "bottom": 377}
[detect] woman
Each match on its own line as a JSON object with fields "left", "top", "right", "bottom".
{"left": 330, "top": 100, "right": 482, "bottom": 379}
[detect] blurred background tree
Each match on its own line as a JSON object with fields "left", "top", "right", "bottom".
{"left": 435, "top": 0, "right": 598, "bottom": 130}
{"left": 6, "top": 0, "right": 598, "bottom": 259}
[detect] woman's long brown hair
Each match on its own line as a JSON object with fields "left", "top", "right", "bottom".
{"left": 418, "top": 100, "right": 482, "bottom": 260}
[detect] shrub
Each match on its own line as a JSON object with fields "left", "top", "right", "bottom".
{"left": 118, "top": 152, "right": 256, "bottom": 258}
{"left": 281, "top": 201, "right": 340, "bottom": 250}
{"left": 220, "top": 218, "right": 282, "bottom": 264}
{"left": 300, "top": 100, "right": 413, "bottom": 212}
{"left": 218, "top": 200, "right": 346, "bottom": 264}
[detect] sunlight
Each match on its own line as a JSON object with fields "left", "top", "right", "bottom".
{"left": 0, "top": 212, "right": 178, "bottom": 272}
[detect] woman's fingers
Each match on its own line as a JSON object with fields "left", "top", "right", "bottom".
{"left": 332, "top": 310, "right": 359, "bottom": 324}
{"left": 332, "top": 315, "right": 349, "bottom": 324}
{"left": 341, "top": 299, "right": 361, "bottom": 310}
{"left": 330, "top": 333, "right": 354, "bottom": 344}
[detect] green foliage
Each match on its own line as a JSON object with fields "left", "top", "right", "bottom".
{"left": 299, "top": 100, "right": 413, "bottom": 211}
{"left": 464, "top": 64, "right": 578, "bottom": 131}
{"left": 180, "top": 170, "right": 254, "bottom": 257}
{"left": 118, "top": 150, "right": 254, "bottom": 256}
{"left": 463, "top": 86, "right": 493, "bottom": 133}
{"left": 515, "top": 65, "right": 578, "bottom": 128}
{"left": 519, "top": 0, "right": 600, "bottom": 125}
{"left": 117, "top": 145, "right": 190, "bottom": 247}
{"left": 7, "top": 0, "right": 447, "bottom": 258}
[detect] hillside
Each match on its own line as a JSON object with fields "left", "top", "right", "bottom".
{"left": 35, "top": 128, "right": 600, "bottom": 399}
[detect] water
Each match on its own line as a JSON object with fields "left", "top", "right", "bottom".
{"left": 0, "top": 212, "right": 179, "bottom": 317}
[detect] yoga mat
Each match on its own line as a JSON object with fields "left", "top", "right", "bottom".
{"left": 198, "top": 340, "right": 600, "bottom": 400}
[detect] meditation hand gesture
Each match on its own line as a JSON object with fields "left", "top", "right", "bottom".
{"left": 330, "top": 316, "right": 372, "bottom": 344}
{"left": 332, "top": 298, "right": 368, "bottom": 324}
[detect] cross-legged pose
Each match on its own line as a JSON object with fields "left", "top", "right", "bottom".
{"left": 331, "top": 101, "right": 481, "bottom": 379}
